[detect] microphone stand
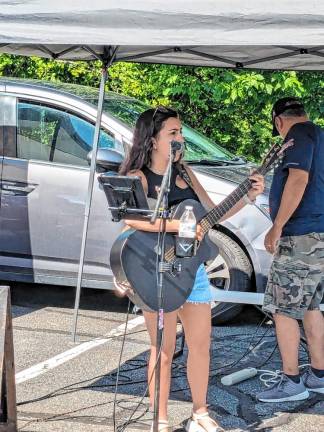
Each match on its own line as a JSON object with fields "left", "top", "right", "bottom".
{"left": 151, "top": 146, "right": 176, "bottom": 432}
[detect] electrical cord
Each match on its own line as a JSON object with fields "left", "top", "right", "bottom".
{"left": 16, "top": 349, "right": 149, "bottom": 407}
{"left": 258, "top": 363, "right": 311, "bottom": 387}
{"left": 114, "top": 329, "right": 165, "bottom": 432}
{"left": 18, "top": 399, "right": 117, "bottom": 431}
{"left": 113, "top": 216, "right": 171, "bottom": 431}
{"left": 169, "top": 314, "right": 277, "bottom": 395}
{"left": 17, "top": 311, "right": 294, "bottom": 429}
{"left": 17, "top": 308, "right": 310, "bottom": 406}
{"left": 112, "top": 309, "right": 164, "bottom": 431}
{"left": 113, "top": 299, "right": 131, "bottom": 431}
{"left": 210, "top": 313, "right": 271, "bottom": 374}
{"left": 169, "top": 302, "right": 275, "bottom": 386}
{"left": 253, "top": 306, "right": 311, "bottom": 379}
{"left": 17, "top": 306, "right": 150, "bottom": 432}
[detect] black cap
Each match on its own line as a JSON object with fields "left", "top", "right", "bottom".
{"left": 271, "top": 97, "right": 305, "bottom": 136}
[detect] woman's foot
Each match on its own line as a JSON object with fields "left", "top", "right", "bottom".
{"left": 150, "top": 419, "right": 170, "bottom": 432}
{"left": 186, "top": 411, "right": 224, "bottom": 432}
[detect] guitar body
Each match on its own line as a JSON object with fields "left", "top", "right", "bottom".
{"left": 110, "top": 199, "right": 218, "bottom": 312}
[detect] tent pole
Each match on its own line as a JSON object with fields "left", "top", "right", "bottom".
{"left": 71, "top": 66, "right": 108, "bottom": 342}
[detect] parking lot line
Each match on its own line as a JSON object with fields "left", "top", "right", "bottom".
{"left": 15, "top": 315, "right": 145, "bottom": 384}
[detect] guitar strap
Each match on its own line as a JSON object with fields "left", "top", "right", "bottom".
{"left": 177, "top": 162, "right": 194, "bottom": 188}
{"left": 177, "top": 162, "right": 207, "bottom": 207}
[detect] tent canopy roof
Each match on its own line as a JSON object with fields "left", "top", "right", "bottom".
{"left": 1, "top": 0, "right": 324, "bottom": 70}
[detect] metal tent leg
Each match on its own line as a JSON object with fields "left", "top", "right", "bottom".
{"left": 71, "top": 67, "right": 108, "bottom": 342}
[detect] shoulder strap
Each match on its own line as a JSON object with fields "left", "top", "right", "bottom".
{"left": 176, "top": 163, "right": 195, "bottom": 189}
{"left": 177, "top": 163, "right": 211, "bottom": 210}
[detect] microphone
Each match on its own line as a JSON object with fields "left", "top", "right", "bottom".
{"left": 170, "top": 140, "right": 184, "bottom": 153}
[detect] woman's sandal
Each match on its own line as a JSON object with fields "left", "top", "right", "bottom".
{"left": 186, "top": 411, "right": 224, "bottom": 432}
{"left": 150, "top": 419, "right": 170, "bottom": 432}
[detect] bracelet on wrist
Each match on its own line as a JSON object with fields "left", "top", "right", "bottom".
{"left": 243, "top": 194, "right": 256, "bottom": 205}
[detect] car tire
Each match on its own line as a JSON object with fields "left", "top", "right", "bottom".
{"left": 206, "top": 229, "right": 253, "bottom": 325}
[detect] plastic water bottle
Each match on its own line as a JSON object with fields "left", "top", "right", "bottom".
{"left": 176, "top": 205, "right": 197, "bottom": 257}
{"left": 179, "top": 206, "right": 196, "bottom": 238}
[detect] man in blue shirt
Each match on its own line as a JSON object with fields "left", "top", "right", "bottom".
{"left": 257, "top": 97, "right": 324, "bottom": 403}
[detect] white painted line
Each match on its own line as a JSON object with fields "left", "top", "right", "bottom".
{"left": 15, "top": 315, "right": 145, "bottom": 384}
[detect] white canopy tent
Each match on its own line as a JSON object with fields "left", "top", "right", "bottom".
{"left": 1, "top": 0, "right": 324, "bottom": 70}
{"left": 1, "top": 0, "right": 324, "bottom": 340}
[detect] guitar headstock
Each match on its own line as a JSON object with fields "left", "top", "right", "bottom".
{"left": 258, "top": 138, "right": 294, "bottom": 175}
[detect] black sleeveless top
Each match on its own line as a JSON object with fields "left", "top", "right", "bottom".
{"left": 142, "top": 164, "right": 199, "bottom": 207}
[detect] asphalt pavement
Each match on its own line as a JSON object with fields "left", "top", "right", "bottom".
{"left": 6, "top": 283, "right": 324, "bottom": 432}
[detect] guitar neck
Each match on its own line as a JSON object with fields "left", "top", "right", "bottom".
{"left": 200, "top": 177, "right": 253, "bottom": 235}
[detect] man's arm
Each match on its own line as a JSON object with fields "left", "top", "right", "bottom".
{"left": 264, "top": 168, "right": 309, "bottom": 254}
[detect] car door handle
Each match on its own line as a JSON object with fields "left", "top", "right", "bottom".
{"left": 1, "top": 181, "right": 37, "bottom": 195}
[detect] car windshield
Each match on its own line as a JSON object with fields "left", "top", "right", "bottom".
{"left": 102, "top": 97, "right": 237, "bottom": 163}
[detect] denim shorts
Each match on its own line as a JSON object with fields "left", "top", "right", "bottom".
{"left": 186, "top": 263, "right": 212, "bottom": 304}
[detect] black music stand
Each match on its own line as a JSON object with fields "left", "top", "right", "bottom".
{"left": 99, "top": 173, "right": 153, "bottom": 221}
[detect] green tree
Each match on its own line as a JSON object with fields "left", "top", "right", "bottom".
{"left": 1, "top": 54, "right": 323, "bottom": 162}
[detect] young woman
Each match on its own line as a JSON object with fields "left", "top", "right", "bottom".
{"left": 119, "top": 107, "right": 264, "bottom": 432}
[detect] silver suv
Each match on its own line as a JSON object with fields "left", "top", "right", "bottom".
{"left": 0, "top": 78, "right": 272, "bottom": 322}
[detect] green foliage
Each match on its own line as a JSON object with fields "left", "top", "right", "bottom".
{"left": 1, "top": 54, "right": 323, "bottom": 162}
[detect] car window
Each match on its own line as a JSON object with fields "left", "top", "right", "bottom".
{"left": 102, "top": 98, "right": 235, "bottom": 162}
{"left": 17, "top": 102, "right": 117, "bottom": 166}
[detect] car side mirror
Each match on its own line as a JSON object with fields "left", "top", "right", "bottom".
{"left": 87, "top": 148, "right": 124, "bottom": 172}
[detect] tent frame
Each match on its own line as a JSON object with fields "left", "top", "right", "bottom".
{"left": 71, "top": 47, "right": 119, "bottom": 341}
{"left": 3, "top": 43, "right": 324, "bottom": 70}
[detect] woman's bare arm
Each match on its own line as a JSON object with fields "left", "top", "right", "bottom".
{"left": 125, "top": 218, "right": 180, "bottom": 232}
{"left": 184, "top": 165, "right": 264, "bottom": 222}
{"left": 124, "top": 169, "right": 180, "bottom": 233}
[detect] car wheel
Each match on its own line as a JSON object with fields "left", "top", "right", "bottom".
{"left": 206, "top": 229, "right": 253, "bottom": 325}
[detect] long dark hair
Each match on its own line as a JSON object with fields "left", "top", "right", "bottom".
{"left": 119, "top": 107, "right": 178, "bottom": 175}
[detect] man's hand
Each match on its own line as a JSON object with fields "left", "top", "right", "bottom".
{"left": 264, "top": 224, "right": 282, "bottom": 254}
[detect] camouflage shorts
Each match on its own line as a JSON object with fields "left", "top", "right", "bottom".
{"left": 263, "top": 232, "right": 324, "bottom": 320}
